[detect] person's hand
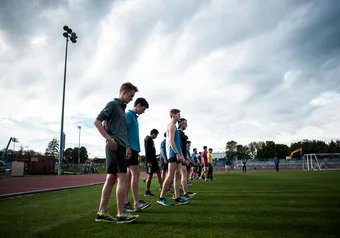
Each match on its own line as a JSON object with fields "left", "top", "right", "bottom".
{"left": 147, "top": 163, "right": 152, "bottom": 167}
{"left": 164, "top": 159, "right": 168, "bottom": 164}
{"left": 177, "top": 154, "right": 185, "bottom": 163}
{"left": 126, "top": 147, "right": 132, "bottom": 160}
{"left": 186, "top": 159, "right": 190, "bottom": 166}
{"left": 176, "top": 154, "right": 181, "bottom": 163}
{"left": 107, "top": 138, "right": 117, "bottom": 151}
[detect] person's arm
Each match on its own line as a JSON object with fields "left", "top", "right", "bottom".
{"left": 160, "top": 141, "right": 167, "bottom": 164}
{"left": 125, "top": 112, "right": 132, "bottom": 159}
{"left": 144, "top": 137, "right": 150, "bottom": 164}
{"left": 161, "top": 148, "right": 167, "bottom": 163}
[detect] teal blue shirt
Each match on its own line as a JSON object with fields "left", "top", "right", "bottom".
{"left": 167, "top": 125, "right": 182, "bottom": 158}
{"left": 126, "top": 110, "right": 140, "bottom": 152}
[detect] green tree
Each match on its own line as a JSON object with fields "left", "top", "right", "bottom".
{"left": 248, "top": 142, "right": 258, "bottom": 159}
{"left": 93, "top": 157, "right": 106, "bottom": 163}
{"left": 72, "top": 146, "right": 88, "bottom": 163}
{"left": 255, "top": 141, "right": 266, "bottom": 159}
{"left": 236, "top": 144, "right": 251, "bottom": 160}
{"left": 225, "top": 140, "right": 238, "bottom": 159}
{"left": 291, "top": 140, "right": 329, "bottom": 154}
{"left": 45, "top": 138, "right": 59, "bottom": 157}
{"left": 256, "top": 141, "right": 276, "bottom": 159}
{"left": 64, "top": 148, "right": 74, "bottom": 164}
{"left": 275, "top": 144, "right": 290, "bottom": 159}
{"left": 18, "top": 146, "right": 24, "bottom": 156}
{"left": 23, "top": 150, "right": 41, "bottom": 156}
{"left": 80, "top": 146, "right": 88, "bottom": 163}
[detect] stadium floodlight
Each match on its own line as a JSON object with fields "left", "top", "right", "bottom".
{"left": 58, "top": 25, "right": 79, "bottom": 175}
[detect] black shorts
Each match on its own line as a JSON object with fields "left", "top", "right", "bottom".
{"left": 105, "top": 142, "right": 127, "bottom": 174}
{"left": 161, "top": 163, "right": 168, "bottom": 171}
{"left": 168, "top": 156, "right": 179, "bottom": 163}
{"left": 127, "top": 150, "right": 139, "bottom": 167}
{"left": 147, "top": 161, "right": 160, "bottom": 174}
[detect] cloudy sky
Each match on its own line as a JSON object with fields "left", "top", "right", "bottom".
{"left": 1, "top": 0, "right": 339, "bottom": 158}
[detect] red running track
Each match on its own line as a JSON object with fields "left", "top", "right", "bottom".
{"left": 0, "top": 172, "right": 149, "bottom": 199}
{"left": 0, "top": 169, "right": 301, "bottom": 198}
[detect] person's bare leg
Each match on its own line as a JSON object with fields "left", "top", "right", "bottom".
{"left": 124, "top": 168, "right": 132, "bottom": 203}
{"left": 146, "top": 173, "right": 153, "bottom": 191}
{"left": 116, "top": 172, "right": 128, "bottom": 215}
{"left": 129, "top": 165, "right": 140, "bottom": 204}
{"left": 160, "top": 163, "right": 177, "bottom": 198}
{"left": 179, "top": 164, "right": 188, "bottom": 194}
{"left": 156, "top": 171, "right": 163, "bottom": 189}
{"left": 98, "top": 174, "right": 117, "bottom": 213}
{"left": 174, "top": 168, "right": 181, "bottom": 198}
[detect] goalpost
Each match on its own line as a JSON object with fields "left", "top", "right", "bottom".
{"left": 302, "top": 154, "right": 321, "bottom": 171}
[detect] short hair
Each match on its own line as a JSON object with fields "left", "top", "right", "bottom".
{"left": 209, "top": 148, "right": 213, "bottom": 151}
{"left": 150, "top": 129, "right": 159, "bottom": 135}
{"left": 178, "top": 118, "right": 187, "bottom": 128}
{"left": 187, "top": 140, "right": 191, "bottom": 144}
{"left": 203, "top": 146, "right": 207, "bottom": 150}
{"left": 134, "top": 98, "right": 149, "bottom": 108}
{"left": 164, "top": 132, "right": 166, "bottom": 137}
{"left": 169, "top": 109, "right": 180, "bottom": 118}
{"left": 193, "top": 148, "right": 197, "bottom": 151}
{"left": 120, "top": 82, "right": 138, "bottom": 93}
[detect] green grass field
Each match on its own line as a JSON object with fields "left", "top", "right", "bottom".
{"left": 1, "top": 171, "right": 339, "bottom": 238}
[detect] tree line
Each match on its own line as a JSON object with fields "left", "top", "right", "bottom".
{"left": 2, "top": 138, "right": 339, "bottom": 163}
{"left": 0, "top": 138, "right": 89, "bottom": 164}
{"left": 225, "top": 140, "right": 340, "bottom": 160}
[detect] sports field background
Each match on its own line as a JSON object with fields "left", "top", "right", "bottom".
{"left": 1, "top": 171, "right": 339, "bottom": 238}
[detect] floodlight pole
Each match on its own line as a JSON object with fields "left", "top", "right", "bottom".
{"left": 58, "top": 26, "right": 78, "bottom": 175}
{"left": 58, "top": 35, "right": 69, "bottom": 175}
{"left": 77, "top": 125, "right": 81, "bottom": 164}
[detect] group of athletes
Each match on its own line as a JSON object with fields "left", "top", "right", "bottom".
{"left": 93, "top": 82, "right": 215, "bottom": 224}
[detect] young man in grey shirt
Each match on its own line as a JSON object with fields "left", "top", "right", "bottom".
{"left": 94, "top": 82, "right": 139, "bottom": 224}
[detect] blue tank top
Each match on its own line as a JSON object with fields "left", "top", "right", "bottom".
{"left": 166, "top": 123, "right": 182, "bottom": 159}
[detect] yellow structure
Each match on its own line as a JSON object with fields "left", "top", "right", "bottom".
{"left": 286, "top": 148, "right": 302, "bottom": 160}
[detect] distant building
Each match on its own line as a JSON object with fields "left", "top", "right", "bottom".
{"left": 210, "top": 152, "right": 226, "bottom": 160}
{"left": 210, "top": 152, "right": 226, "bottom": 166}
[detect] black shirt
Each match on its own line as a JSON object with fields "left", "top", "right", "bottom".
{"left": 144, "top": 135, "right": 156, "bottom": 163}
{"left": 178, "top": 130, "right": 188, "bottom": 159}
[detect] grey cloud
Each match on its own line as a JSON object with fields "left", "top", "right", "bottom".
{"left": 286, "top": 1, "right": 340, "bottom": 65}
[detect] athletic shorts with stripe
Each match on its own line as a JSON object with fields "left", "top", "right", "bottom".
{"left": 146, "top": 161, "right": 160, "bottom": 174}
{"left": 127, "top": 150, "right": 139, "bottom": 167}
{"left": 105, "top": 141, "right": 127, "bottom": 174}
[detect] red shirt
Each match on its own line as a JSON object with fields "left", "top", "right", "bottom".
{"left": 201, "top": 151, "right": 208, "bottom": 164}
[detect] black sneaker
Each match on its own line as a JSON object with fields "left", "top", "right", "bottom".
{"left": 172, "top": 194, "right": 183, "bottom": 200}
{"left": 174, "top": 197, "right": 189, "bottom": 205}
{"left": 144, "top": 190, "right": 155, "bottom": 196}
{"left": 116, "top": 213, "right": 139, "bottom": 224}
{"left": 124, "top": 202, "right": 134, "bottom": 213}
{"left": 95, "top": 212, "right": 117, "bottom": 222}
